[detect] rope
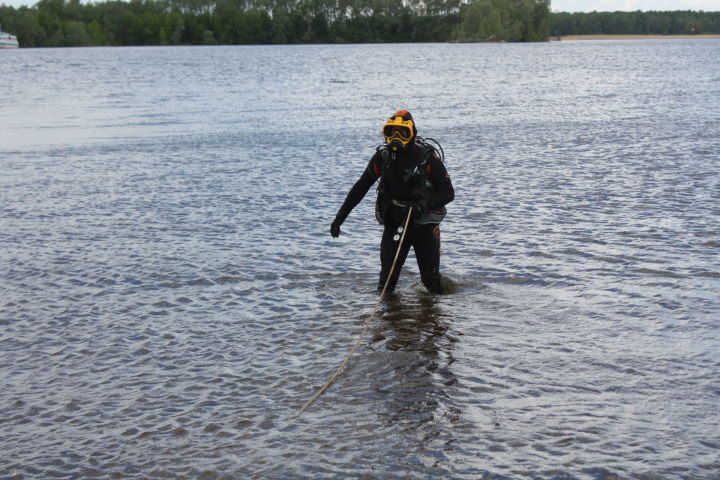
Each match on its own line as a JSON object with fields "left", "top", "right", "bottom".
{"left": 297, "top": 207, "right": 413, "bottom": 415}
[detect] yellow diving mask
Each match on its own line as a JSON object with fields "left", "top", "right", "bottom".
{"left": 382, "top": 114, "right": 415, "bottom": 149}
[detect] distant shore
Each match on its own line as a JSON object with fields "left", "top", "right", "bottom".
{"left": 555, "top": 34, "right": 720, "bottom": 41}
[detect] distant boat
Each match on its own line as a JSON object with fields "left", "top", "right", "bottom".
{"left": 0, "top": 27, "right": 19, "bottom": 49}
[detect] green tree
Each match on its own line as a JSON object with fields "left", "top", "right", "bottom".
{"left": 65, "top": 20, "right": 91, "bottom": 45}
{"left": 12, "top": 8, "right": 49, "bottom": 47}
{"left": 170, "top": 16, "right": 184, "bottom": 43}
{"left": 456, "top": 0, "right": 548, "bottom": 42}
{"left": 15, "top": 0, "right": 720, "bottom": 47}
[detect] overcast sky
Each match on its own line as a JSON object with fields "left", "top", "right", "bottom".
{"left": 2, "top": 0, "right": 719, "bottom": 11}
{"left": 552, "top": 0, "right": 720, "bottom": 11}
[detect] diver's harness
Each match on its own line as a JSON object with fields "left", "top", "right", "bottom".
{"left": 374, "top": 136, "right": 447, "bottom": 226}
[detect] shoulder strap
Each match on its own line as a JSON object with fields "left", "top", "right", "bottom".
{"left": 368, "top": 144, "right": 389, "bottom": 179}
{"left": 378, "top": 145, "right": 391, "bottom": 178}
{"left": 415, "top": 136, "right": 446, "bottom": 179}
{"left": 413, "top": 140, "right": 435, "bottom": 178}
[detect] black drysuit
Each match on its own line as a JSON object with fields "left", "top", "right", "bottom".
{"left": 333, "top": 142, "right": 454, "bottom": 294}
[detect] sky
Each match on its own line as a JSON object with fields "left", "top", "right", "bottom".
{"left": 1, "top": 0, "right": 719, "bottom": 10}
{"left": 551, "top": 0, "right": 720, "bottom": 12}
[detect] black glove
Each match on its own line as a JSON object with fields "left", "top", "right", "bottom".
{"left": 410, "top": 199, "right": 429, "bottom": 220}
{"left": 330, "top": 218, "right": 342, "bottom": 238}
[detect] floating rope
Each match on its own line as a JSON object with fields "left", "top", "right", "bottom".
{"left": 297, "top": 207, "right": 413, "bottom": 415}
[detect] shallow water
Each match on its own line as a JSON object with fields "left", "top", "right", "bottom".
{"left": 1, "top": 40, "right": 719, "bottom": 479}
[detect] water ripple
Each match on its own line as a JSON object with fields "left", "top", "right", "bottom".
{"left": 2, "top": 41, "right": 719, "bottom": 479}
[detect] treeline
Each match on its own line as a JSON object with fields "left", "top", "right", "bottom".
{"left": 1, "top": 0, "right": 719, "bottom": 47}
{"left": 1, "top": 0, "right": 550, "bottom": 46}
{"left": 550, "top": 10, "right": 720, "bottom": 36}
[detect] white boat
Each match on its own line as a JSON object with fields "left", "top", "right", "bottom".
{"left": 0, "top": 27, "right": 19, "bottom": 49}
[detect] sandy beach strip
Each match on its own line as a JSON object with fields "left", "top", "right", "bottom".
{"left": 556, "top": 34, "right": 720, "bottom": 41}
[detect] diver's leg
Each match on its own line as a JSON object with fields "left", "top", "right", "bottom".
{"left": 378, "top": 222, "right": 412, "bottom": 294}
{"left": 413, "top": 224, "right": 443, "bottom": 294}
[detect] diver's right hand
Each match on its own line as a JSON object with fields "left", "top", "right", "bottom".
{"left": 330, "top": 219, "right": 341, "bottom": 238}
{"left": 410, "top": 199, "right": 430, "bottom": 220}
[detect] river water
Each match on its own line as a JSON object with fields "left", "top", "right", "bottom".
{"left": 1, "top": 40, "right": 719, "bottom": 479}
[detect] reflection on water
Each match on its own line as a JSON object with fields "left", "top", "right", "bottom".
{"left": 365, "top": 294, "right": 462, "bottom": 475}
{"left": 374, "top": 295, "right": 457, "bottom": 423}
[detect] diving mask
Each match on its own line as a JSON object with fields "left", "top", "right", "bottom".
{"left": 382, "top": 115, "right": 415, "bottom": 150}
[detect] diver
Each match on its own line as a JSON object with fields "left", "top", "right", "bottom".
{"left": 330, "top": 110, "right": 454, "bottom": 294}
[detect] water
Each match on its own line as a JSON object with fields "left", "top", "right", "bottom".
{"left": 1, "top": 40, "right": 719, "bottom": 479}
